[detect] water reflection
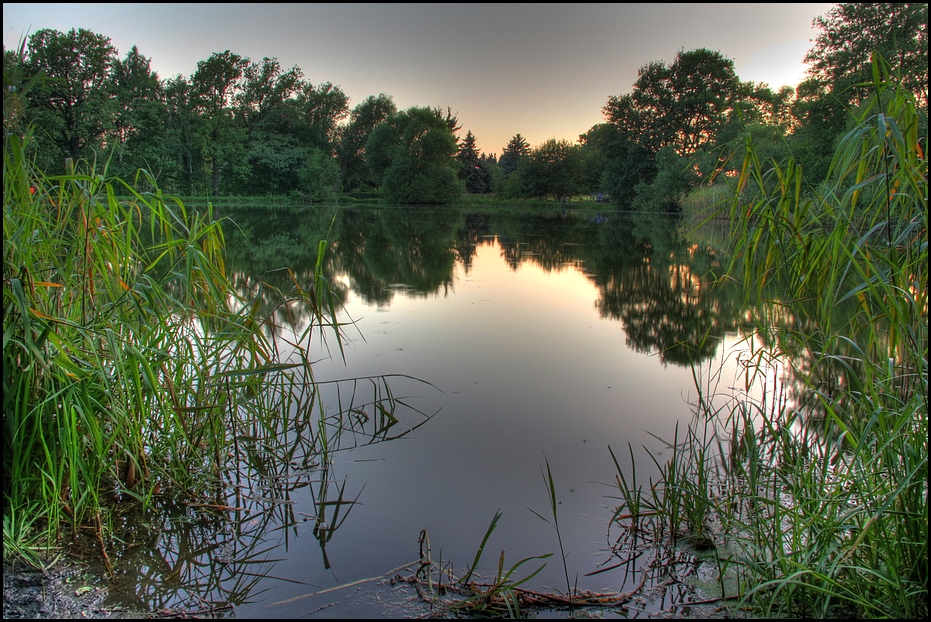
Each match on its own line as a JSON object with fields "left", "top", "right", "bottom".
{"left": 105, "top": 366, "right": 439, "bottom": 614}
{"left": 330, "top": 208, "right": 460, "bottom": 305}
{"left": 223, "top": 206, "right": 745, "bottom": 367}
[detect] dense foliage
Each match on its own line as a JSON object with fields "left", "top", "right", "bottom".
{"left": 365, "top": 106, "right": 463, "bottom": 204}
{"left": 721, "top": 64, "right": 928, "bottom": 617}
{"left": 3, "top": 3, "right": 926, "bottom": 208}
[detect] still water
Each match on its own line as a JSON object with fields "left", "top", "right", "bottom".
{"left": 106, "top": 206, "right": 755, "bottom": 617}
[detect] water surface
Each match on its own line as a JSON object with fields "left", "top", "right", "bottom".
{"left": 107, "top": 206, "right": 754, "bottom": 617}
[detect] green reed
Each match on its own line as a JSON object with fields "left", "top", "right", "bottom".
{"left": 726, "top": 55, "right": 926, "bottom": 617}
{"left": 2, "top": 118, "right": 346, "bottom": 563}
{"left": 612, "top": 55, "right": 927, "bottom": 618}
{"left": 528, "top": 456, "right": 573, "bottom": 599}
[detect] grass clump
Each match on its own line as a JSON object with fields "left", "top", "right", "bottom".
{"left": 607, "top": 56, "right": 927, "bottom": 618}
{"left": 2, "top": 130, "right": 343, "bottom": 566}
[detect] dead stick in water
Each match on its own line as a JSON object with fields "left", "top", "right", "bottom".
{"left": 269, "top": 559, "right": 419, "bottom": 606}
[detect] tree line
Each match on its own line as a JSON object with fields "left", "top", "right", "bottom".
{"left": 3, "top": 3, "right": 927, "bottom": 206}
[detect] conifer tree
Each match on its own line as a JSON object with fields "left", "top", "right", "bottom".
{"left": 457, "top": 130, "right": 490, "bottom": 193}
{"left": 499, "top": 133, "right": 529, "bottom": 178}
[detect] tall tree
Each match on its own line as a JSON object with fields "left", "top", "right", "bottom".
{"left": 805, "top": 3, "right": 928, "bottom": 108}
{"left": 234, "top": 57, "right": 304, "bottom": 194}
{"left": 601, "top": 48, "right": 741, "bottom": 207}
{"left": 629, "top": 48, "right": 739, "bottom": 155}
{"left": 366, "top": 106, "right": 462, "bottom": 204}
{"left": 190, "top": 50, "right": 249, "bottom": 194}
{"left": 239, "top": 98, "right": 305, "bottom": 194}
{"left": 162, "top": 75, "right": 201, "bottom": 193}
{"left": 602, "top": 94, "right": 643, "bottom": 141}
{"left": 24, "top": 28, "right": 116, "bottom": 164}
{"left": 498, "top": 133, "right": 529, "bottom": 178}
{"left": 790, "top": 4, "right": 928, "bottom": 182}
{"left": 337, "top": 93, "right": 396, "bottom": 191}
{"left": 109, "top": 46, "right": 162, "bottom": 142}
{"left": 457, "top": 130, "right": 490, "bottom": 194}
{"left": 297, "top": 80, "right": 349, "bottom": 154}
{"left": 236, "top": 57, "right": 302, "bottom": 132}
{"left": 107, "top": 45, "right": 168, "bottom": 181}
{"left": 577, "top": 123, "right": 616, "bottom": 198}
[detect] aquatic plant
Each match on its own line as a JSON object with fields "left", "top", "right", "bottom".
{"left": 608, "top": 53, "right": 927, "bottom": 618}
{"left": 1, "top": 57, "right": 397, "bottom": 569}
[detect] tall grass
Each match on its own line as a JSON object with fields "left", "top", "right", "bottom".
{"left": 2, "top": 124, "right": 346, "bottom": 562}
{"left": 528, "top": 457, "right": 573, "bottom": 599}
{"left": 608, "top": 56, "right": 927, "bottom": 618}
{"left": 724, "top": 56, "right": 927, "bottom": 618}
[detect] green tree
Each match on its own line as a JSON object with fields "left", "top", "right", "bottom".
{"left": 107, "top": 45, "right": 169, "bottom": 182}
{"left": 805, "top": 2, "right": 928, "bottom": 109}
{"left": 23, "top": 28, "right": 116, "bottom": 166}
{"left": 366, "top": 106, "right": 463, "bottom": 204}
{"left": 788, "top": 78, "right": 850, "bottom": 182}
{"left": 297, "top": 80, "right": 349, "bottom": 154}
{"left": 521, "top": 138, "right": 584, "bottom": 201}
{"left": 578, "top": 123, "right": 617, "bottom": 198}
{"left": 190, "top": 50, "right": 249, "bottom": 194}
{"left": 234, "top": 57, "right": 305, "bottom": 194}
{"left": 628, "top": 48, "right": 739, "bottom": 155}
{"left": 791, "top": 3, "right": 929, "bottom": 181}
{"left": 602, "top": 48, "right": 740, "bottom": 206}
{"left": 587, "top": 117, "right": 654, "bottom": 207}
{"left": 457, "top": 130, "right": 491, "bottom": 193}
{"left": 297, "top": 147, "right": 340, "bottom": 202}
{"left": 337, "top": 93, "right": 396, "bottom": 191}
{"left": 499, "top": 133, "right": 529, "bottom": 178}
{"left": 240, "top": 100, "right": 306, "bottom": 194}
{"left": 479, "top": 152, "right": 502, "bottom": 195}
{"left": 236, "top": 57, "right": 302, "bottom": 131}
{"left": 162, "top": 75, "right": 202, "bottom": 193}
{"left": 601, "top": 94, "right": 642, "bottom": 141}
{"left": 631, "top": 145, "right": 700, "bottom": 212}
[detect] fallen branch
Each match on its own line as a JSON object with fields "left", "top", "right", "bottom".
{"left": 402, "top": 550, "right": 653, "bottom": 618}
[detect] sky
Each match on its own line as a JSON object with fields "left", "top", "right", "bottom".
{"left": 3, "top": 3, "right": 834, "bottom": 156}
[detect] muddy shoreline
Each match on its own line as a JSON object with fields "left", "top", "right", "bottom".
{"left": 3, "top": 556, "right": 118, "bottom": 619}
{"left": 4, "top": 553, "right": 745, "bottom": 619}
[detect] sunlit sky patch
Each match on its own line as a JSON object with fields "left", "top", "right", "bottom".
{"left": 3, "top": 2, "right": 832, "bottom": 155}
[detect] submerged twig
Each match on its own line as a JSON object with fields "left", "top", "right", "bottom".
{"left": 269, "top": 559, "right": 419, "bottom": 606}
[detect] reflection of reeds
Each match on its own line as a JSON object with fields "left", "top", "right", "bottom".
{"left": 102, "top": 364, "right": 440, "bottom": 610}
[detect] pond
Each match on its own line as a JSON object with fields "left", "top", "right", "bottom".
{"left": 103, "top": 205, "right": 762, "bottom": 617}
